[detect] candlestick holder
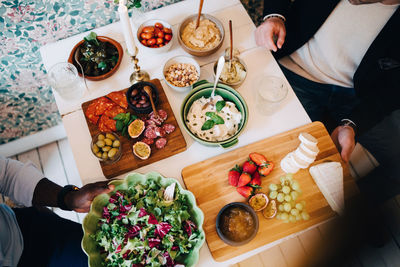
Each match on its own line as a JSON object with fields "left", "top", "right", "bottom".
{"left": 129, "top": 47, "right": 150, "bottom": 84}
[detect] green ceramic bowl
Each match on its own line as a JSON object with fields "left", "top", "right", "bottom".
{"left": 180, "top": 80, "right": 249, "bottom": 148}
{"left": 82, "top": 172, "right": 205, "bottom": 267}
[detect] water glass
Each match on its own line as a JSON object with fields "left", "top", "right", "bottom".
{"left": 48, "top": 62, "right": 85, "bottom": 100}
{"left": 255, "top": 75, "right": 288, "bottom": 115}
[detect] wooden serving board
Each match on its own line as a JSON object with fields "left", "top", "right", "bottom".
{"left": 82, "top": 79, "right": 187, "bottom": 178}
{"left": 181, "top": 122, "right": 359, "bottom": 262}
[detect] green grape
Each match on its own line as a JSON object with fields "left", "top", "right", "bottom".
{"left": 283, "top": 219, "right": 290, "bottom": 223}
{"left": 291, "top": 181, "right": 300, "bottom": 191}
{"left": 281, "top": 213, "right": 289, "bottom": 221}
{"left": 282, "top": 186, "right": 290, "bottom": 194}
{"left": 289, "top": 215, "right": 296, "bottom": 223}
{"left": 280, "top": 176, "right": 286, "bottom": 185}
{"left": 269, "top": 184, "right": 278, "bottom": 191}
{"left": 278, "top": 204, "right": 284, "bottom": 212}
{"left": 290, "top": 191, "right": 299, "bottom": 201}
{"left": 295, "top": 203, "right": 303, "bottom": 211}
{"left": 269, "top": 191, "right": 278, "bottom": 199}
{"left": 277, "top": 193, "right": 285, "bottom": 202}
{"left": 301, "top": 211, "right": 310, "bottom": 220}
{"left": 276, "top": 213, "right": 282, "bottom": 220}
{"left": 284, "top": 195, "right": 292, "bottom": 202}
{"left": 290, "top": 208, "right": 299, "bottom": 216}
{"left": 296, "top": 214, "right": 302, "bottom": 221}
{"left": 285, "top": 173, "right": 293, "bottom": 180}
{"left": 283, "top": 202, "right": 291, "bottom": 212}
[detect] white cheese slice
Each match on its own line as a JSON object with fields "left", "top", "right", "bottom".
{"left": 299, "top": 142, "right": 319, "bottom": 156}
{"left": 295, "top": 146, "right": 316, "bottom": 164}
{"left": 299, "top": 132, "right": 318, "bottom": 146}
{"left": 280, "top": 153, "right": 300, "bottom": 174}
{"left": 309, "top": 162, "right": 344, "bottom": 215}
{"left": 290, "top": 151, "right": 310, "bottom": 169}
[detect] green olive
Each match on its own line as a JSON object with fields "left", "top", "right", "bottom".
{"left": 104, "top": 138, "right": 113, "bottom": 146}
{"left": 96, "top": 140, "right": 105, "bottom": 148}
{"left": 92, "top": 144, "right": 99, "bottom": 153}
{"left": 108, "top": 148, "right": 118, "bottom": 158}
{"left": 102, "top": 152, "right": 108, "bottom": 159}
{"left": 98, "top": 134, "right": 105, "bottom": 140}
{"left": 102, "top": 146, "right": 111, "bottom": 152}
{"left": 106, "top": 133, "right": 116, "bottom": 141}
{"left": 96, "top": 152, "right": 102, "bottom": 158}
{"left": 112, "top": 140, "right": 120, "bottom": 147}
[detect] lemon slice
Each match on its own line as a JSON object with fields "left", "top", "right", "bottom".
{"left": 289, "top": 152, "right": 309, "bottom": 169}
{"left": 299, "top": 132, "right": 318, "bottom": 146}
{"left": 299, "top": 142, "right": 319, "bottom": 156}
{"left": 132, "top": 141, "right": 151, "bottom": 160}
{"left": 128, "top": 119, "right": 145, "bottom": 138}
{"left": 280, "top": 153, "right": 300, "bottom": 174}
{"left": 295, "top": 146, "right": 316, "bottom": 164}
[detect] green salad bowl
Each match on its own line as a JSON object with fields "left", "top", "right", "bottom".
{"left": 82, "top": 172, "right": 205, "bottom": 267}
{"left": 180, "top": 80, "right": 249, "bottom": 148}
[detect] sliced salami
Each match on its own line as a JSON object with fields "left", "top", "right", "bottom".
{"left": 95, "top": 97, "right": 115, "bottom": 116}
{"left": 155, "top": 138, "right": 167, "bottom": 149}
{"left": 104, "top": 105, "right": 126, "bottom": 119}
{"left": 141, "top": 137, "right": 155, "bottom": 145}
{"left": 155, "top": 127, "right": 166, "bottom": 137}
{"left": 145, "top": 119, "right": 156, "bottom": 127}
{"left": 162, "top": 124, "right": 175, "bottom": 134}
{"left": 98, "top": 115, "right": 112, "bottom": 132}
{"left": 144, "top": 125, "right": 158, "bottom": 139}
{"left": 149, "top": 109, "right": 168, "bottom": 125}
{"left": 107, "top": 91, "right": 128, "bottom": 109}
{"left": 85, "top": 101, "right": 99, "bottom": 125}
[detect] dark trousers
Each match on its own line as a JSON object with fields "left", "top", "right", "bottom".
{"left": 13, "top": 207, "right": 87, "bottom": 267}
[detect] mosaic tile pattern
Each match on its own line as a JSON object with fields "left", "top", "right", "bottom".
{"left": 0, "top": 0, "right": 182, "bottom": 145}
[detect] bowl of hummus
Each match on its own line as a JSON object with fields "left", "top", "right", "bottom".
{"left": 180, "top": 80, "right": 248, "bottom": 148}
{"left": 178, "top": 14, "right": 225, "bottom": 57}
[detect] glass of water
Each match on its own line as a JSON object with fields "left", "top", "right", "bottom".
{"left": 255, "top": 75, "right": 288, "bottom": 115}
{"left": 48, "top": 62, "right": 85, "bottom": 100}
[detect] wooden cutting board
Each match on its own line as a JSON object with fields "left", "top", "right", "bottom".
{"left": 181, "top": 122, "right": 359, "bottom": 262}
{"left": 82, "top": 79, "right": 187, "bottom": 178}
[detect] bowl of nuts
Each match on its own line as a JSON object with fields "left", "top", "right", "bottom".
{"left": 136, "top": 19, "right": 173, "bottom": 54}
{"left": 163, "top": 55, "right": 200, "bottom": 92}
{"left": 91, "top": 132, "right": 122, "bottom": 164}
{"left": 126, "top": 81, "right": 159, "bottom": 114}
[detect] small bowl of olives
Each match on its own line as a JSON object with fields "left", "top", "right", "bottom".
{"left": 126, "top": 81, "right": 159, "bottom": 114}
{"left": 91, "top": 132, "right": 122, "bottom": 164}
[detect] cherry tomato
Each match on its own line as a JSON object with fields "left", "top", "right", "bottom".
{"left": 159, "top": 43, "right": 164, "bottom": 47}
{"left": 156, "top": 38, "right": 164, "bottom": 45}
{"left": 164, "top": 34, "right": 172, "bottom": 41}
{"left": 141, "top": 39, "right": 147, "bottom": 46}
{"left": 156, "top": 31, "right": 164, "bottom": 39}
{"left": 142, "top": 26, "right": 155, "bottom": 33}
{"left": 163, "top": 28, "right": 172, "bottom": 34}
{"left": 154, "top": 22, "right": 163, "bottom": 29}
{"left": 147, "top": 38, "right": 156, "bottom": 46}
{"left": 140, "top": 32, "right": 153, "bottom": 40}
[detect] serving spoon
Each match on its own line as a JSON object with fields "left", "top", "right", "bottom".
{"left": 202, "top": 56, "right": 225, "bottom": 110}
{"left": 143, "top": 85, "right": 158, "bottom": 118}
{"left": 74, "top": 49, "right": 89, "bottom": 92}
{"left": 195, "top": 0, "right": 204, "bottom": 30}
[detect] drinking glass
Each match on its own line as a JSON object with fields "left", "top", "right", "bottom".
{"left": 255, "top": 75, "right": 288, "bottom": 115}
{"left": 48, "top": 62, "right": 85, "bottom": 100}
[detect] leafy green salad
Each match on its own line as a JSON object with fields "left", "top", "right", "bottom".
{"left": 92, "top": 180, "right": 201, "bottom": 267}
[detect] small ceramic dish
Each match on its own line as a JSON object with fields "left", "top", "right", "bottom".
{"left": 213, "top": 56, "right": 248, "bottom": 87}
{"left": 178, "top": 14, "right": 224, "bottom": 57}
{"left": 126, "top": 81, "right": 159, "bottom": 114}
{"left": 216, "top": 202, "right": 259, "bottom": 246}
{"left": 163, "top": 55, "right": 200, "bottom": 92}
{"left": 68, "top": 36, "right": 123, "bottom": 81}
{"left": 136, "top": 19, "right": 173, "bottom": 54}
{"left": 90, "top": 132, "right": 122, "bottom": 164}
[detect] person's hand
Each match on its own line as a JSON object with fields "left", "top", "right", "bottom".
{"left": 65, "top": 181, "right": 115, "bottom": 213}
{"left": 331, "top": 126, "right": 356, "bottom": 163}
{"left": 255, "top": 17, "right": 286, "bottom": 52}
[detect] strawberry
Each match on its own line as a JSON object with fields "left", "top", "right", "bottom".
{"left": 249, "top": 152, "right": 268, "bottom": 166}
{"left": 242, "top": 160, "right": 257, "bottom": 175}
{"left": 258, "top": 161, "right": 274, "bottom": 176}
{"left": 228, "top": 165, "right": 241, "bottom": 187}
{"left": 249, "top": 171, "right": 261, "bottom": 186}
{"left": 236, "top": 186, "right": 254, "bottom": 198}
{"left": 237, "top": 172, "right": 252, "bottom": 187}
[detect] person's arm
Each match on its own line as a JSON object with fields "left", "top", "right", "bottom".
{"left": 263, "top": 0, "right": 291, "bottom": 19}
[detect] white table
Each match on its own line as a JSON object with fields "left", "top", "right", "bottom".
{"left": 40, "top": 0, "right": 310, "bottom": 265}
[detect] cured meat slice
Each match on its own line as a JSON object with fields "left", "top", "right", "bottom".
{"left": 107, "top": 91, "right": 128, "bottom": 109}
{"left": 149, "top": 109, "right": 168, "bottom": 125}
{"left": 104, "top": 105, "right": 126, "bottom": 119}
{"left": 145, "top": 119, "right": 156, "bottom": 127}
{"left": 104, "top": 116, "right": 117, "bottom": 132}
{"left": 155, "top": 138, "right": 167, "bottom": 149}
{"left": 144, "top": 125, "right": 158, "bottom": 139}
{"left": 162, "top": 124, "right": 175, "bottom": 134}
{"left": 98, "top": 115, "right": 112, "bottom": 132}
{"left": 95, "top": 97, "right": 115, "bottom": 116}
{"left": 85, "top": 101, "right": 99, "bottom": 125}
{"left": 141, "top": 137, "right": 155, "bottom": 145}
{"left": 155, "top": 127, "right": 166, "bottom": 137}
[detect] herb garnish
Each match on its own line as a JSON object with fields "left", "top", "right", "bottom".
{"left": 113, "top": 112, "right": 138, "bottom": 136}
{"left": 201, "top": 112, "right": 224, "bottom": 131}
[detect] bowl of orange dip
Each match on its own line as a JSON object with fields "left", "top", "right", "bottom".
{"left": 216, "top": 202, "right": 259, "bottom": 246}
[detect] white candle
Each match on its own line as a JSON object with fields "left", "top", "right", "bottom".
{"left": 118, "top": 0, "right": 136, "bottom": 55}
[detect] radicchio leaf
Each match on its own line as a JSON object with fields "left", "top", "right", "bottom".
{"left": 148, "top": 213, "right": 158, "bottom": 225}
{"left": 148, "top": 238, "right": 161, "bottom": 248}
{"left": 163, "top": 251, "right": 174, "bottom": 267}
{"left": 138, "top": 208, "right": 148, "bottom": 217}
{"left": 155, "top": 222, "right": 172, "bottom": 238}
{"left": 184, "top": 220, "right": 197, "bottom": 237}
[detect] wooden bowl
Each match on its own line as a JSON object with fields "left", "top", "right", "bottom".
{"left": 68, "top": 36, "right": 123, "bottom": 81}
{"left": 178, "top": 14, "right": 225, "bottom": 57}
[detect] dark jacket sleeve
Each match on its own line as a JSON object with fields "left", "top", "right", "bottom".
{"left": 263, "top": 0, "right": 292, "bottom": 18}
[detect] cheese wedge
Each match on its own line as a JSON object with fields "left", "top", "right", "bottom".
{"left": 309, "top": 162, "right": 344, "bottom": 215}
{"left": 299, "top": 132, "right": 318, "bottom": 146}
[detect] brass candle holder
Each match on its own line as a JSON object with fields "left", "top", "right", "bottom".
{"left": 129, "top": 47, "right": 150, "bottom": 84}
